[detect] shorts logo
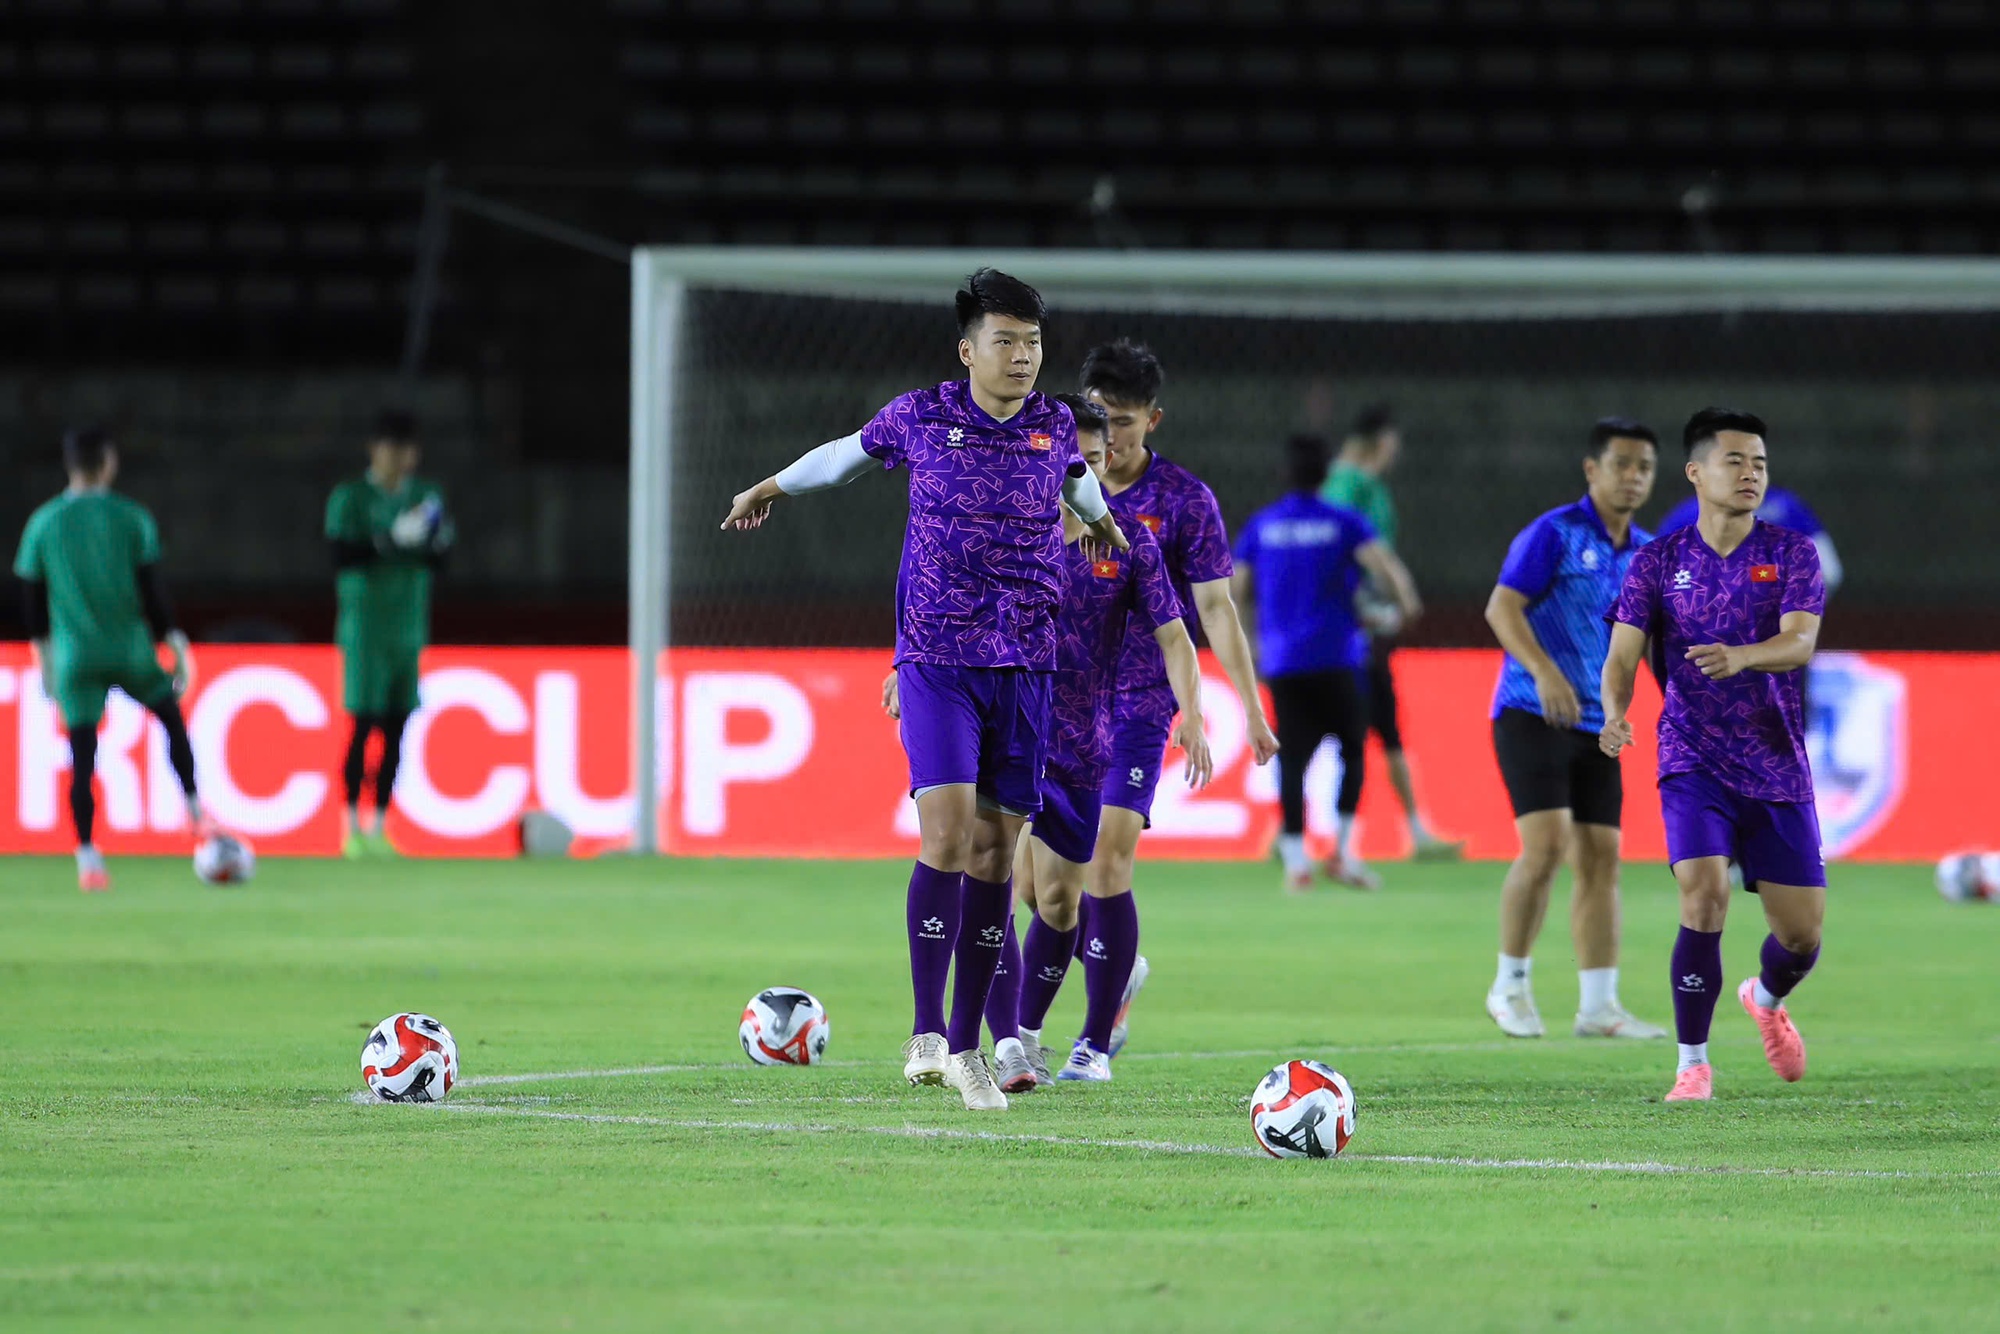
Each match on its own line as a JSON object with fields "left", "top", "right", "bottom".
{"left": 1028, "top": 432, "right": 1052, "bottom": 451}
{"left": 977, "top": 924, "right": 1004, "bottom": 947}
{"left": 1137, "top": 514, "right": 1162, "bottom": 534}
{"left": 920, "top": 915, "right": 947, "bottom": 940}
{"left": 944, "top": 427, "right": 966, "bottom": 448}
{"left": 1676, "top": 973, "right": 1706, "bottom": 992}
{"left": 1751, "top": 564, "right": 1780, "bottom": 583}
{"left": 1673, "top": 568, "right": 1693, "bottom": 591}
{"left": 1093, "top": 559, "right": 1120, "bottom": 579}
{"left": 1128, "top": 766, "right": 1145, "bottom": 787}
{"left": 1085, "top": 936, "right": 1108, "bottom": 960}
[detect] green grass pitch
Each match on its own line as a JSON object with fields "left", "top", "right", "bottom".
{"left": 3, "top": 854, "right": 1996, "bottom": 1333}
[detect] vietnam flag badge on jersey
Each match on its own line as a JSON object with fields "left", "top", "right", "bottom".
{"left": 1029, "top": 433, "right": 1052, "bottom": 451}
{"left": 1751, "top": 564, "right": 1780, "bottom": 583}
{"left": 1093, "top": 558, "right": 1121, "bottom": 579}
{"left": 1137, "top": 514, "right": 1162, "bottom": 534}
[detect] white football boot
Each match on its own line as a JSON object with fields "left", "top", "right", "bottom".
{"left": 1486, "top": 983, "right": 1546, "bottom": 1038}
{"left": 992, "top": 1037, "right": 1038, "bottom": 1094}
{"left": 1107, "top": 955, "right": 1149, "bottom": 1058}
{"left": 902, "top": 1032, "right": 949, "bottom": 1086}
{"left": 1056, "top": 1038, "right": 1113, "bottom": 1083}
{"left": 1575, "top": 1004, "right": 1668, "bottom": 1039}
{"left": 944, "top": 1048, "right": 1008, "bottom": 1110}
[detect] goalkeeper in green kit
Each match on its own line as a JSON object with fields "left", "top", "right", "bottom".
{"left": 14, "top": 426, "right": 214, "bottom": 892}
{"left": 325, "top": 410, "right": 453, "bottom": 857}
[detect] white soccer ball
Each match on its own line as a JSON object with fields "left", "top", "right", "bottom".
{"left": 1251, "top": 1059, "right": 1357, "bottom": 1159}
{"left": 361, "top": 1012, "right": 459, "bottom": 1102}
{"left": 193, "top": 831, "right": 256, "bottom": 885}
{"left": 1935, "top": 852, "right": 1999, "bottom": 903}
{"left": 739, "top": 987, "right": 830, "bottom": 1066}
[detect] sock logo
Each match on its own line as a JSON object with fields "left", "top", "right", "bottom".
{"left": 919, "top": 916, "right": 946, "bottom": 940}
{"left": 1036, "top": 965, "right": 1066, "bottom": 982}
{"left": 1677, "top": 973, "right": 1707, "bottom": 992}
{"left": 977, "top": 925, "right": 1004, "bottom": 948}
{"left": 1086, "top": 936, "right": 1107, "bottom": 959}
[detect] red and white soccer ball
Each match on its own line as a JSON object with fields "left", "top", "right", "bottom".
{"left": 1935, "top": 852, "right": 2000, "bottom": 903}
{"left": 1251, "top": 1059, "right": 1357, "bottom": 1159}
{"left": 361, "top": 1012, "right": 459, "bottom": 1103}
{"left": 739, "top": 987, "right": 830, "bottom": 1066}
{"left": 193, "top": 831, "right": 256, "bottom": 885}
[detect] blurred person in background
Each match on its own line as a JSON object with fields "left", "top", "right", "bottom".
{"left": 325, "top": 409, "right": 454, "bottom": 858}
{"left": 1322, "top": 405, "right": 1464, "bottom": 860}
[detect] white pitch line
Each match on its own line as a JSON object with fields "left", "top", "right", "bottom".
{"left": 438, "top": 1102, "right": 2000, "bottom": 1180}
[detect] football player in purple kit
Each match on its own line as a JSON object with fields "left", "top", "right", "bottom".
{"left": 1601, "top": 408, "right": 1827, "bottom": 1104}
{"left": 977, "top": 395, "right": 1213, "bottom": 1089}
{"left": 1080, "top": 340, "right": 1279, "bottom": 1057}
{"left": 722, "top": 269, "right": 1126, "bottom": 1111}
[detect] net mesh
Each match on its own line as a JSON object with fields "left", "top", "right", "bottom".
{"left": 666, "top": 285, "right": 2000, "bottom": 649}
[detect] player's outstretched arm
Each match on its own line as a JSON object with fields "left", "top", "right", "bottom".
{"left": 1192, "top": 578, "right": 1279, "bottom": 765}
{"left": 1485, "top": 584, "right": 1580, "bottom": 729}
{"left": 1599, "top": 622, "right": 1647, "bottom": 757}
{"left": 1153, "top": 619, "right": 1214, "bottom": 789}
{"left": 725, "top": 431, "right": 877, "bottom": 531}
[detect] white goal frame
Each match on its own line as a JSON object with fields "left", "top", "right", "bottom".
{"left": 627, "top": 247, "right": 2000, "bottom": 854}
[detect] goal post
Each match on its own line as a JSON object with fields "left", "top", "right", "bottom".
{"left": 628, "top": 247, "right": 2000, "bottom": 854}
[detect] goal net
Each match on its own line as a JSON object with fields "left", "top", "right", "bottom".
{"left": 629, "top": 249, "right": 2000, "bottom": 852}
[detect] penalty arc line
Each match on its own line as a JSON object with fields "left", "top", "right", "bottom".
{"left": 438, "top": 1102, "right": 2000, "bottom": 1180}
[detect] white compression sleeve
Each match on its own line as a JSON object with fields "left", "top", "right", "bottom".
{"left": 1061, "top": 466, "right": 1108, "bottom": 524}
{"left": 773, "top": 431, "right": 872, "bottom": 496}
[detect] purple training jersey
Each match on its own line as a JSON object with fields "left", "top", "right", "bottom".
{"left": 1047, "top": 522, "right": 1181, "bottom": 781}
{"left": 861, "top": 381, "right": 1083, "bottom": 671}
{"left": 1104, "top": 451, "right": 1233, "bottom": 712}
{"left": 1611, "top": 520, "right": 1825, "bottom": 804}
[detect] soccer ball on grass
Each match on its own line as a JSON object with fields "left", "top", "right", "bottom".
{"left": 739, "top": 987, "right": 830, "bottom": 1065}
{"left": 1251, "top": 1059, "right": 1356, "bottom": 1159}
{"left": 1935, "top": 852, "right": 2000, "bottom": 903}
{"left": 361, "top": 1012, "right": 459, "bottom": 1102}
{"left": 193, "top": 831, "right": 255, "bottom": 884}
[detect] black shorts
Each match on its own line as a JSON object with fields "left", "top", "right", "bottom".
{"left": 1491, "top": 707, "right": 1623, "bottom": 828}
{"left": 1365, "top": 638, "right": 1403, "bottom": 750}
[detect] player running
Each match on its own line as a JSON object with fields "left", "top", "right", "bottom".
{"left": 325, "top": 410, "right": 454, "bottom": 858}
{"left": 1602, "top": 408, "right": 1827, "bottom": 1103}
{"left": 14, "top": 425, "right": 213, "bottom": 891}
{"left": 1323, "top": 405, "right": 1463, "bottom": 860}
{"left": 723, "top": 269, "right": 1124, "bottom": 1111}
{"left": 969, "top": 395, "right": 1213, "bottom": 1089}
{"left": 1082, "top": 340, "right": 1277, "bottom": 1059}
{"left": 1484, "top": 417, "right": 1666, "bottom": 1040}
{"left": 1233, "top": 434, "right": 1419, "bottom": 892}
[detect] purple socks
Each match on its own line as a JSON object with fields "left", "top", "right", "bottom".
{"left": 1669, "top": 926, "right": 1724, "bottom": 1045}
{"left": 906, "top": 861, "right": 960, "bottom": 1037}
{"left": 1759, "top": 934, "right": 1820, "bottom": 1001}
{"left": 945, "top": 873, "right": 1013, "bottom": 1053}
{"left": 983, "top": 910, "right": 1023, "bottom": 1047}
{"left": 1080, "top": 890, "right": 1139, "bottom": 1051}
{"left": 1017, "top": 913, "right": 1079, "bottom": 1032}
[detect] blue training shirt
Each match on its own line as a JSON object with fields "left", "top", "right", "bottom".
{"left": 1491, "top": 494, "right": 1652, "bottom": 733}
{"left": 1233, "top": 492, "right": 1378, "bottom": 678}
{"left": 1657, "top": 485, "right": 1824, "bottom": 537}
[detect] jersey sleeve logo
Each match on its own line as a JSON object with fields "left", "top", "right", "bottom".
{"left": 1092, "top": 558, "right": 1121, "bottom": 579}
{"left": 1751, "top": 564, "right": 1779, "bottom": 583}
{"left": 1137, "top": 514, "right": 1162, "bottom": 534}
{"left": 1028, "top": 432, "right": 1051, "bottom": 451}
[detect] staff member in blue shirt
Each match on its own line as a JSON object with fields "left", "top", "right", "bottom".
{"left": 1484, "top": 417, "right": 1667, "bottom": 1042}
{"left": 1234, "top": 435, "right": 1420, "bottom": 894}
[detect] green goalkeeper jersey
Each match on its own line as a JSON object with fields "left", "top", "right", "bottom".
{"left": 13, "top": 489, "right": 161, "bottom": 670}
{"left": 325, "top": 472, "right": 451, "bottom": 651}
{"left": 1321, "top": 462, "right": 1397, "bottom": 551}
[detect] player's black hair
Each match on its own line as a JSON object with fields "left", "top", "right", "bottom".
{"left": 1348, "top": 403, "right": 1396, "bottom": 441}
{"left": 1682, "top": 406, "right": 1767, "bottom": 458}
{"left": 372, "top": 408, "right": 419, "bottom": 445}
{"left": 1053, "top": 392, "right": 1108, "bottom": 440}
{"left": 61, "top": 424, "right": 113, "bottom": 475}
{"left": 1286, "top": 434, "right": 1331, "bottom": 492}
{"left": 954, "top": 267, "right": 1045, "bottom": 337}
{"left": 1587, "top": 416, "right": 1658, "bottom": 459}
{"left": 1080, "top": 339, "right": 1164, "bottom": 408}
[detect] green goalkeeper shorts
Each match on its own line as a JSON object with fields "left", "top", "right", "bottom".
{"left": 51, "top": 654, "right": 175, "bottom": 730}
{"left": 341, "top": 644, "right": 423, "bottom": 717}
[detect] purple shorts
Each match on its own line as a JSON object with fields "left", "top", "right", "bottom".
{"left": 1660, "top": 770, "right": 1827, "bottom": 890}
{"left": 1030, "top": 767, "right": 1104, "bottom": 865}
{"left": 1099, "top": 688, "right": 1175, "bottom": 824}
{"left": 897, "top": 662, "right": 1051, "bottom": 816}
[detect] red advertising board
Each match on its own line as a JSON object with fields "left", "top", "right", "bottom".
{"left": 0, "top": 643, "right": 1987, "bottom": 860}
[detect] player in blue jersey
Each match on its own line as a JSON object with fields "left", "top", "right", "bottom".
{"left": 1483, "top": 418, "right": 1666, "bottom": 1040}
{"left": 1233, "top": 435, "right": 1419, "bottom": 892}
